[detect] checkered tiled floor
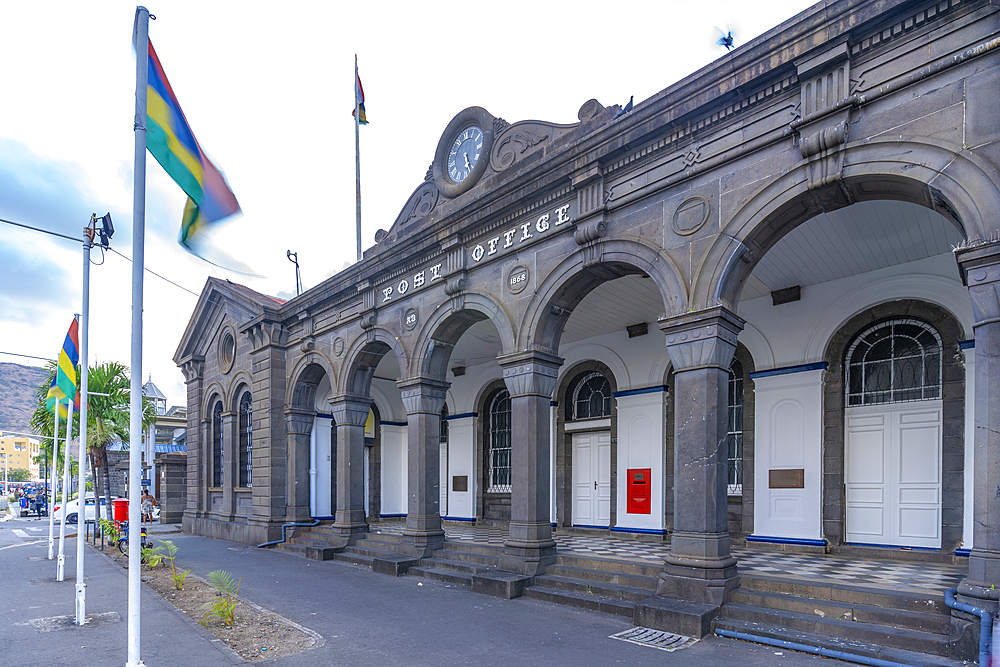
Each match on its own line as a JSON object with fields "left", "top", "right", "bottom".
{"left": 368, "top": 520, "right": 966, "bottom": 593}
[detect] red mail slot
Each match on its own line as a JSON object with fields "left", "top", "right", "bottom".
{"left": 626, "top": 468, "right": 651, "bottom": 514}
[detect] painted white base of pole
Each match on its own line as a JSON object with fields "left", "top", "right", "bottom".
{"left": 75, "top": 583, "right": 86, "bottom": 625}
{"left": 57, "top": 554, "right": 65, "bottom": 581}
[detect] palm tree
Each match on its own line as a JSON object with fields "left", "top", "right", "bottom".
{"left": 30, "top": 360, "right": 155, "bottom": 521}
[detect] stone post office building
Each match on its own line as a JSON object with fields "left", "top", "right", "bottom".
{"left": 176, "top": 0, "right": 1000, "bottom": 647}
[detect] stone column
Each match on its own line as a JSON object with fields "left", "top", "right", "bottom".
{"left": 657, "top": 307, "right": 743, "bottom": 605}
{"left": 328, "top": 395, "right": 371, "bottom": 544}
{"left": 397, "top": 376, "right": 450, "bottom": 557}
{"left": 179, "top": 358, "right": 203, "bottom": 524}
{"left": 955, "top": 241, "right": 1000, "bottom": 612}
{"left": 496, "top": 351, "right": 562, "bottom": 576}
{"left": 283, "top": 409, "right": 314, "bottom": 523}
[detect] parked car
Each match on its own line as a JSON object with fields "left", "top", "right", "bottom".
{"left": 55, "top": 494, "right": 108, "bottom": 524}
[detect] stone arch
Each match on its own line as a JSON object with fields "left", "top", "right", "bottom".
{"left": 412, "top": 291, "right": 517, "bottom": 380}
{"left": 227, "top": 372, "right": 253, "bottom": 411}
{"left": 286, "top": 358, "right": 335, "bottom": 411}
{"left": 818, "top": 299, "right": 965, "bottom": 550}
{"left": 520, "top": 237, "right": 688, "bottom": 353}
{"left": 202, "top": 382, "right": 226, "bottom": 418}
{"left": 558, "top": 344, "right": 630, "bottom": 392}
{"left": 338, "top": 327, "right": 408, "bottom": 398}
{"left": 694, "top": 141, "right": 1000, "bottom": 311}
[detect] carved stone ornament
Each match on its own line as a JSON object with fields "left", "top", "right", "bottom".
{"left": 360, "top": 313, "right": 377, "bottom": 330}
{"left": 445, "top": 275, "right": 467, "bottom": 296}
{"left": 284, "top": 408, "right": 314, "bottom": 436}
{"left": 181, "top": 358, "right": 204, "bottom": 383}
{"left": 246, "top": 321, "right": 288, "bottom": 351}
{"left": 392, "top": 181, "right": 440, "bottom": 233}
{"left": 498, "top": 351, "right": 564, "bottom": 397}
{"left": 397, "top": 377, "right": 450, "bottom": 415}
{"left": 659, "top": 307, "right": 745, "bottom": 372}
{"left": 328, "top": 395, "right": 372, "bottom": 427}
{"left": 404, "top": 308, "right": 418, "bottom": 331}
{"left": 800, "top": 120, "right": 849, "bottom": 190}
{"left": 955, "top": 240, "right": 1000, "bottom": 326}
{"left": 671, "top": 196, "right": 711, "bottom": 236}
{"left": 492, "top": 127, "right": 550, "bottom": 171}
{"left": 574, "top": 218, "right": 607, "bottom": 245}
{"left": 333, "top": 336, "right": 345, "bottom": 357}
{"left": 578, "top": 99, "right": 605, "bottom": 122}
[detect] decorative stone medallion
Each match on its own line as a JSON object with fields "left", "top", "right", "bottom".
{"left": 507, "top": 264, "right": 530, "bottom": 294}
{"left": 404, "top": 308, "right": 419, "bottom": 331}
{"left": 671, "top": 196, "right": 710, "bottom": 236}
{"left": 333, "top": 336, "right": 345, "bottom": 357}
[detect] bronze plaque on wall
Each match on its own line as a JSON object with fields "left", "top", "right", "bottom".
{"left": 769, "top": 469, "right": 805, "bottom": 489}
{"left": 452, "top": 476, "right": 468, "bottom": 492}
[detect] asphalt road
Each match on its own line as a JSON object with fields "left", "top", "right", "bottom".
{"left": 0, "top": 511, "right": 839, "bottom": 666}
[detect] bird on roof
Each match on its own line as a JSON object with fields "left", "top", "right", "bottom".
{"left": 613, "top": 96, "right": 634, "bottom": 120}
{"left": 714, "top": 26, "right": 736, "bottom": 51}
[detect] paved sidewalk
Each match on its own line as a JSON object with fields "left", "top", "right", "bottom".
{"left": 1, "top": 519, "right": 837, "bottom": 666}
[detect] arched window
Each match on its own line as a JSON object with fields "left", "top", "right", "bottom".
{"left": 238, "top": 392, "right": 252, "bottom": 488}
{"left": 727, "top": 360, "right": 744, "bottom": 496}
{"left": 485, "top": 388, "right": 511, "bottom": 493}
{"left": 846, "top": 319, "right": 942, "bottom": 406}
{"left": 569, "top": 372, "right": 613, "bottom": 421}
{"left": 212, "top": 401, "right": 223, "bottom": 488}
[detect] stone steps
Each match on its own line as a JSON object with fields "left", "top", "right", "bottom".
{"left": 522, "top": 585, "right": 637, "bottom": 618}
{"left": 408, "top": 544, "right": 499, "bottom": 586}
{"left": 714, "top": 575, "right": 974, "bottom": 665}
{"left": 522, "top": 558, "right": 658, "bottom": 617}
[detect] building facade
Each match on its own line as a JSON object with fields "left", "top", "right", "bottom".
{"left": 176, "top": 0, "right": 1000, "bottom": 635}
{"left": 0, "top": 434, "right": 41, "bottom": 481}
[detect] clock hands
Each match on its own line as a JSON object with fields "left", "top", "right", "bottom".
{"left": 464, "top": 152, "right": 472, "bottom": 171}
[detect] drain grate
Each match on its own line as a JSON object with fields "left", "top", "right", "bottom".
{"left": 610, "top": 627, "right": 698, "bottom": 651}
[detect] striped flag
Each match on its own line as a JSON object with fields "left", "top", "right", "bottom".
{"left": 46, "top": 316, "right": 80, "bottom": 416}
{"left": 353, "top": 66, "right": 368, "bottom": 124}
{"left": 145, "top": 40, "right": 241, "bottom": 253}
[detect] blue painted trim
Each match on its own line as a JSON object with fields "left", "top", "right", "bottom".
{"left": 573, "top": 524, "right": 611, "bottom": 530}
{"left": 446, "top": 412, "right": 477, "bottom": 421}
{"left": 381, "top": 421, "right": 407, "bottom": 427}
{"left": 442, "top": 516, "right": 476, "bottom": 522}
{"left": 845, "top": 541, "right": 940, "bottom": 552}
{"left": 955, "top": 548, "right": 971, "bottom": 557}
{"left": 750, "top": 362, "right": 827, "bottom": 380}
{"left": 747, "top": 535, "right": 827, "bottom": 547}
{"left": 310, "top": 515, "right": 336, "bottom": 521}
{"left": 611, "top": 526, "right": 669, "bottom": 536}
{"left": 315, "top": 412, "right": 335, "bottom": 420}
{"left": 614, "top": 385, "right": 667, "bottom": 398}
{"left": 379, "top": 513, "right": 406, "bottom": 518}
{"left": 959, "top": 340, "right": 975, "bottom": 350}
{"left": 550, "top": 401, "right": 559, "bottom": 407}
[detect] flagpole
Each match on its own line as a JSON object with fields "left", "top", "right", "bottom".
{"left": 48, "top": 400, "right": 59, "bottom": 560}
{"left": 354, "top": 54, "right": 362, "bottom": 263}
{"left": 57, "top": 395, "right": 74, "bottom": 581}
{"left": 129, "top": 7, "right": 150, "bottom": 667}
{"left": 76, "top": 225, "right": 92, "bottom": 624}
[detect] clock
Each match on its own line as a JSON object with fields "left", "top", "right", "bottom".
{"left": 447, "top": 125, "right": 483, "bottom": 183}
{"left": 433, "top": 107, "right": 495, "bottom": 198}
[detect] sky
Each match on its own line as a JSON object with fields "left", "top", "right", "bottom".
{"left": 0, "top": 0, "right": 818, "bottom": 410}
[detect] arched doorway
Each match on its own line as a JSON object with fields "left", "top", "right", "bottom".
{"left": 843, "top": 318, "right": 944, "bottom": 548}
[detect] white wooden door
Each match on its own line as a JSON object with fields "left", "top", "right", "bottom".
{"left": 845, "top": 401, "right": 942, "bottom": 548}
{"left": 572, "top": 431, "right": 611, "bottom": 527}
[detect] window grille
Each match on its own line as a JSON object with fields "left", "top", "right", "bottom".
{"left": 212, "top": 401, "right": 223, "bottom": 488}
{"left": 727, "top": 360, "right": 744, "bottom": 496}
{"left": 846, "top": 319, "right": 942, "bottom": 406}
{"left": 571, "top": 372, "right": 613, "bottom": 420}
{"left": 238, "top": 392, "right": 252, "bottom": 487}
{"left": 486, "top": 388, "right": 511, "bottom": 493}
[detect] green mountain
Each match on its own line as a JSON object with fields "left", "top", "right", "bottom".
{"left": 0, "top": 362, "right": 48, "bottom": 435}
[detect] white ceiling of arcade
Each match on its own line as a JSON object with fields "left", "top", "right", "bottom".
{"left": 373, "top": 199, "right": 962, "bottom": 380}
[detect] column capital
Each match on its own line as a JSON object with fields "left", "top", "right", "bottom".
{"left": 658, "top": 306, "right": 744, "bottom": 372}
{"left": 396, "top": 376, "right": 450, "bottom": 415}
{"left": 328, "top": 394, "right": 372, "bottom": 427}
{"left": 955, "top": 240, "right": 1000, "bottom": 327}
{"left": 283, "top": 408, "right": 313, "bottom": 436}
{"left": 497, "top": 350, "right": 564, "bottom": 398}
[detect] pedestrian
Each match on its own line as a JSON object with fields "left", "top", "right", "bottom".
{"left": 34, "top": 493, "right": 45, "bottom": 519}
{"left": 141, "top": 490, "right": 158, "bottom": 524}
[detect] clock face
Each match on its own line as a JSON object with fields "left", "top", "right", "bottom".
{"left": 447, "top": 125, "right": 484, "bottom": 183}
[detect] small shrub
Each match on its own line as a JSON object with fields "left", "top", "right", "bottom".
{"left": 99, "top": 518, "right": 120, "bottom": 541}
{"left": 202, "top": 569, "right": 240, "bottom": 627}
{"left": 141, "top": 545, "right": 164, "bottom": 568}
{"left": 160, "top": 540, "right": 190, "bottom": 590}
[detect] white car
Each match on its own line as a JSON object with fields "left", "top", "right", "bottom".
{"left": 54, "top": 494, "right": 109, "bottom": 524}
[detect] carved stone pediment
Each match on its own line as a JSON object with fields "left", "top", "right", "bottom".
{"left": 490, "top": 119, "right": 578, "bottom": 174}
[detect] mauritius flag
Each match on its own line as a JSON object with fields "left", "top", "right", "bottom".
{"left": 46, "top": 317, "right": 80, "bottom": 416}
{"left": 145, "top": 40, "right": 241, "bottom": 252}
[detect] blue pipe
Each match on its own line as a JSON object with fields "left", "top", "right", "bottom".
{"left": 715, "top": 628, "right": 912, "bottom": 667}
{"left": 257, "top": 519, "right": 320, "bottom": 548}
{"left": 945, "top": 587, "right": 993, "bottom": 667}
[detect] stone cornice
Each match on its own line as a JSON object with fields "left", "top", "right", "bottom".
{"left": 497, "top": 350, "right": 564, "bottom": 398}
